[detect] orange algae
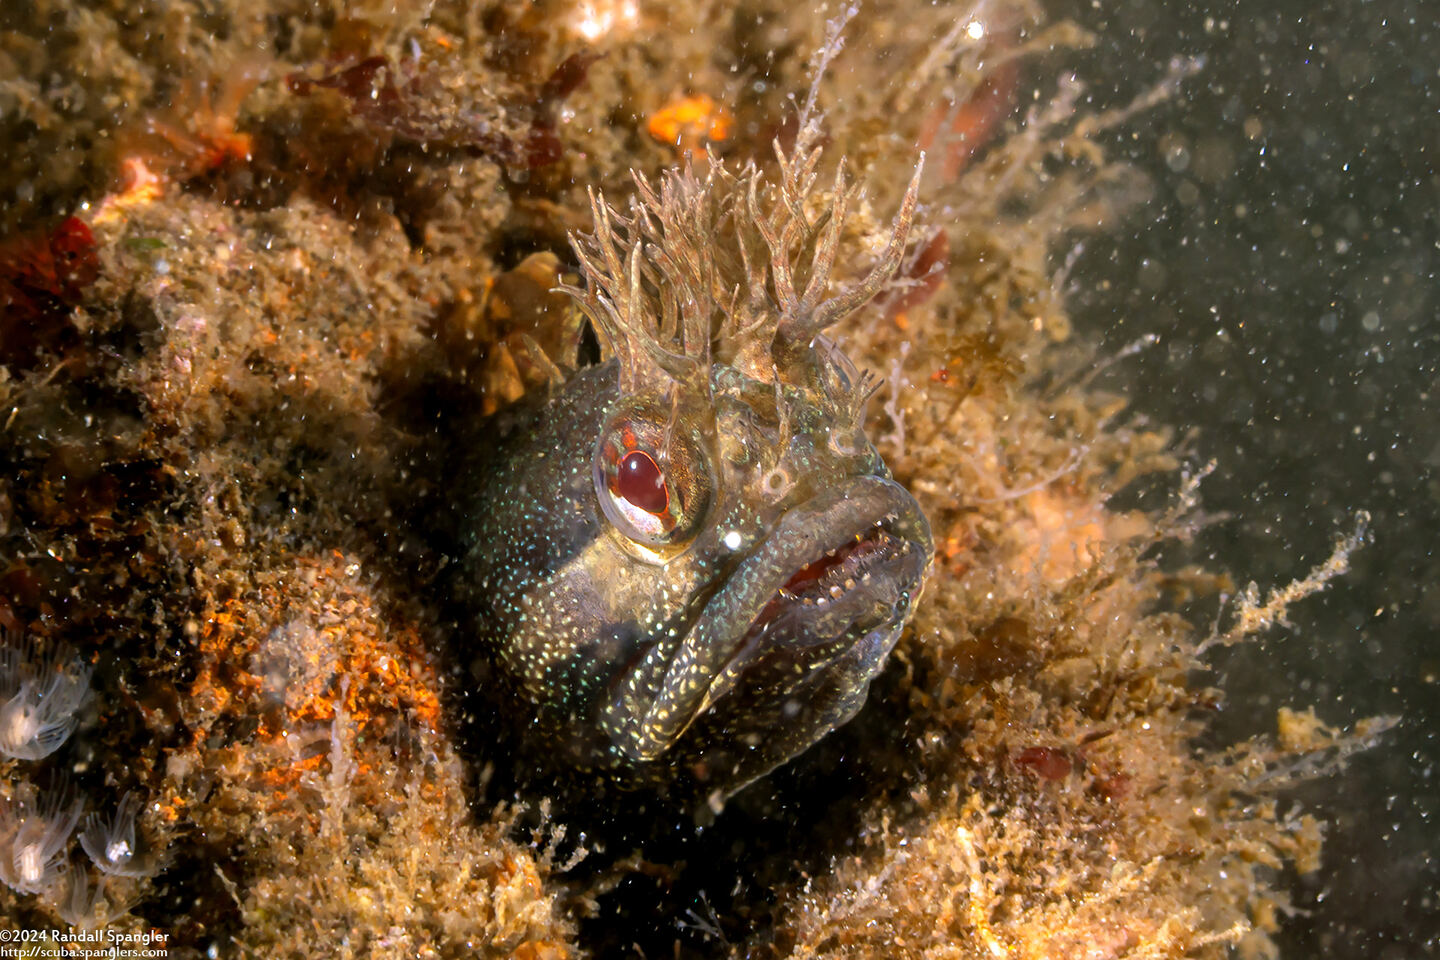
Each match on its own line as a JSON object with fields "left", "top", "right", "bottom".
{"left": 186, "top": 552, "right": 443, "bottom": 737}
{"left": 647, "top": 94, "right": 735, "bottom": 158}
{"left": 80, "top": 186, "right": 578, "bottom": 953}
{"left": 115, "top": 58, "right": 266, "bottom": 185}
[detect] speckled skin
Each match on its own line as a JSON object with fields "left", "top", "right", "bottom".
{"left": 459, "top": 353, "right": 932, "bottom": 793}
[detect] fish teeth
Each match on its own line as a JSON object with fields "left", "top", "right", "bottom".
{"left": 829, "top": 584, "right": 844, "bottom": 599}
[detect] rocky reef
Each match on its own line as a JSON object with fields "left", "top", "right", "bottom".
{"left": 0, "top": 1, "right": 1387, "bottom": 956}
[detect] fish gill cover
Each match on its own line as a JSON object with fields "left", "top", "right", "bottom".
{"left": 0, "top": 1, "right": 1398, "bottom": 958}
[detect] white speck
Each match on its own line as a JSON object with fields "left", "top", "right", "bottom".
{"left": 722, "top": 530, "right": 743, "bottom": 551}
{"left": 965, "top": 20, "right": 985, "bottom": 40}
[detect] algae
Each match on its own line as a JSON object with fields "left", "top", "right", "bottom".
{"left": 0, "top": 1, "right": 1395, "bottom": 957}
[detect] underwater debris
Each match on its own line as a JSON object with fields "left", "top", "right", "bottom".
{"left": 0, "top": 633, "right": 92, "bottom": 761}
{"left": 285, "top": 50, "right": 599, "bottom": 170}
{"left": 0, "top": 781, "right": 84, "bottom": 896}
{"left": 79, "top": 791, "right": 167, "bottom": 879}
{"left": 1198, "top": 511, "right": 1371, "bottom": 654}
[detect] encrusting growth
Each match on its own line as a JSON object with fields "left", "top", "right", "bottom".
{"left": 0, "top": 0, "right": 1395, "bottom": 952}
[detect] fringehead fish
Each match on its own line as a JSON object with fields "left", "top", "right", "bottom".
{"left": 459, "top": 143, "right": 933, "bottom": 795}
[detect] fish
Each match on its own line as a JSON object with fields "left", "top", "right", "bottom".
{"left": 457, "top": 142, "right": 933, "bottom": 795}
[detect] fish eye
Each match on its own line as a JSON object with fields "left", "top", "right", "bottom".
{"left": 594, "top": 407, "right": 711, "bottom": 548}
{"left": 617, "top": 451, "right": 668, "bottom": 513}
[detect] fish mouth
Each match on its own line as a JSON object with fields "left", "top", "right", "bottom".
{"left": 609, "top": 475, "right": 932, "bottom": 768}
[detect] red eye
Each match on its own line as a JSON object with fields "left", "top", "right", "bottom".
{"left": 617, "top": 451, "right": 668, "bottom": 513}
{"left": 594, "top": 408, "right": 711, "bottom": 548}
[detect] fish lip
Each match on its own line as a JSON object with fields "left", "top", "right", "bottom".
{"left": 610, "top": 474, "right": 933, "bottom": 764}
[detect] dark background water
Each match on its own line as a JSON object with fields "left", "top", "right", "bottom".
{"left": 1047, "top": 0, "right": 1438, "bottom": 955}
